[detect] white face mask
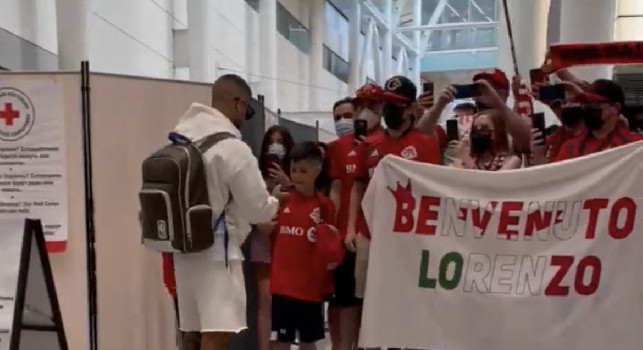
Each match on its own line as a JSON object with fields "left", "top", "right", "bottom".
{"left": 357, "top": 108, "right": 381, "bottom": 130}
{"left": 335, "top": 118, "right": 353, "bottom": 136}
{"left": 267, "top": 142, "right": 286, "bottom": 160}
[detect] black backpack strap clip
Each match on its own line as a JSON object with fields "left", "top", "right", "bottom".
{"left": 168, "top": 132, "right": 191, "bottom": 145}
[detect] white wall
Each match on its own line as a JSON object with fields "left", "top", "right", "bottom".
{"left": 0, "top": 0, "right": 58, "bottom": 53}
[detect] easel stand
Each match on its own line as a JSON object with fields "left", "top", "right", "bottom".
{"left": 0, "top": 219, "right": 68, "bottom": 350}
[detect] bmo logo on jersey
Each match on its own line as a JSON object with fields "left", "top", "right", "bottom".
{"left": 280, "top": 226, "right": 305, "bottom": 236}
{"left": 306, "top": 227, "right": 317, "bottom": 243}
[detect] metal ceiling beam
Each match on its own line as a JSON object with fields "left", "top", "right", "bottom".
{"left": 362, "top": 0, "right": 419, "bottom": 55}
{"left": 399, "top": 21, "right": 498, "bottom": 32}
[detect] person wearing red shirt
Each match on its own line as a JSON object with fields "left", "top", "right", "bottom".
{"left": 553, "top": 79, "right": 643, "bottom": 162}
{"left": 348, "top": 76, "right": 442, "bottom": 300}
{"left": 271, "top": 142, "right": 343, "bottom": 350}
{"left": 326, "top": 85, "right": 386, "bottom": 350}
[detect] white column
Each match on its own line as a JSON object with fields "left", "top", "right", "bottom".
{"left": 259, "top": 0, "right": 279, "bottom": 110}
{"left": 309, "top": 0, "right": 326, "bottom": 111}
{"left": 348, "top": 0, "right": 362, "bottom": 92}
{"left": 497, "top": 0, "right": 550, "bottom": 80}
{"left": 55, "top": 0, "right": 90, "bottom": 69}
{"left": 412, "top": 0, "right": 422, "bottom": 86}
{"left": 382, "top": 0, "right": 393, "bottom": 78}
{"left": 559, "top": 0, "right": 615, "bottom": 80}
{"left": 615, "top": 0, "right": 643, "bottom": 41}
{"left": 187, "top": 0, "right": 214, "bottom": 82}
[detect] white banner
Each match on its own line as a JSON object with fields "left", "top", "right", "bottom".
{"left": 0, "top": 78, "right": 68, "bottom": 252}
{"left": 360, "top": 142, "right": 643, "bottom": 350}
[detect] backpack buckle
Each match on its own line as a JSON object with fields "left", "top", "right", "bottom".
{"left": 168, "top": 132, "right": 191, "bottom": 145}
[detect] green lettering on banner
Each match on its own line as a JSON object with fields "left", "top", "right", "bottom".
{"left": 418, "top": 250, "right": 436, "bottom": 288}
{"left": 439, "top": 252, "right": 464, "bottom": 290}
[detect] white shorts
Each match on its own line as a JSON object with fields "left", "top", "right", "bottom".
{"left": 174, "top": 256, "right": 247, "bottom": 333}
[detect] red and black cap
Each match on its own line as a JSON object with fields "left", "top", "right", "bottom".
{"left": 588, "top": 79, "right": 625, "bottom": 105}
{"left": 354, "top": 84, "right": 386, "bottom": 104}
{"left": 382, "top": 75, "right": 417, "bottom": 103}
{"left": 473, "top": 68, "right": 509, "bottom": 91}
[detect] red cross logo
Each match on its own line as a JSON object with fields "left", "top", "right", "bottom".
{"left": 0, "top": 103, "right": 20, "bottom": 126}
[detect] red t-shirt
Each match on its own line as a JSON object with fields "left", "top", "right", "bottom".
{"left": 545, "top": 126, "right": 583, "bottom": 163}
{"left": 434, "top": 125, "right": 447, "bottom": 150}
{"left": 553, "top": 121, "right": 643, "bottom": 162}
{"left": 271, "top": 191, "right": 337, "bottom": 302}
{"left": 355, "top": 129, "right": 441, "bottom": 238}
{"left": 327, "top": 128, "right": 384, "bottom": 238}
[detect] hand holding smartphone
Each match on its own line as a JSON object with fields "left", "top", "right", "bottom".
{"left": 422, "top": 82, "right": 435, "bottom": 108}
{"left": 446, "top": 119, "right": 459, "bottom": 143}
{"left": 532, "top": 113, "right": 546, "bottom": 146}
{"left": 529, "top": 68, "right": 548, "bottom": 85}
{"left": 538, "top": 85, "right": 565, "bottom": 102}
{"left": 354, "top": 119, "right": 368, "bottom": 140}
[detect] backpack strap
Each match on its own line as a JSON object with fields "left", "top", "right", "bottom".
{"left": 196, "top": 132, "right": 237, "bottom": 153}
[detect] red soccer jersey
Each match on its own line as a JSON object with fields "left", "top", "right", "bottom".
{"left": 553, "top": 121, "right": 643, "bottom": 162}
{"left": 354, "top": 129, "right": 441, "bottom": 238}
{"left": 328, "top": 129, "right": 384, "bottom": 239}
{"left": 271, "top": 191, "right": 337, "bottom": 302}
{"left": 434, "top": 124, "right": 447, "bottom": 150}
{"left": 545, "top": 126, "right": 584, "bottom": 163}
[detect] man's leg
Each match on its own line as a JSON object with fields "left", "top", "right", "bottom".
{"left": 180, "top": 332, "right": 202, "bottom": 350}
{"left": 255, "top": 263, "right": 272, "bottom": 350}
{"left": 330, "top": 252, "right": 362, "bottom": 350}
{"left": 200, "top": 332, "right": 233, "bottom": 350}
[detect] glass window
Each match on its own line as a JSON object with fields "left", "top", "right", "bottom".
{"left": 244, "top": 0, "right": 259, "bottom": 11}
{"left": 324, "top": 1, "right": 349, "bottom": 61}
{"left": 277, "top": 3, "right": 310, "bottom": 53}
{"left": 323, "top": 45, "right": 350, "bottom": 83}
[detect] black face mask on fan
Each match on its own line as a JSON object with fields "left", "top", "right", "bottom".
{"left": 560, "top": 107, "right": 584, "bottom": 128}
{"left": 470, "top": 128, "right": 493, "bottom": 154}
{"left": 383, "top": 103, "right": 407, "bottom": 130}
{"left": 583, "top": 107, "right": 604, "bottom": 131}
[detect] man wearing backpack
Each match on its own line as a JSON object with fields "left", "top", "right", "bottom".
{"left": 170, "top": 74, "right": 286, "bottom": 350}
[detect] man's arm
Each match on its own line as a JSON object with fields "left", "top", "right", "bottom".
{"left": 329, "top": 180, "right": 341, "bottom": 220}
{"left": 224, "top": 141, "right": 280, "bottom": 223}
{"left": 416, "top": 86, "right": 456, "bottom": 134}
{"left": 346, "top": 180, "right": 365, "bottom": 252}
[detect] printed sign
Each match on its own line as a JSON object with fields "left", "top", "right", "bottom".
{"left": 0, "top": 78, "right": 68, "bottom": 252}
{"left": 359, "top": 142, "right": 643, "bottom": 350}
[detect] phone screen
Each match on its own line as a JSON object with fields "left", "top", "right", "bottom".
{"left": 423, "top": 82, "right": 435, "bottom": 108}
{"left": 262, "top": 154, "right": 280, "bottom": 177}
{"left": 532, "top": 113, "right": 546, "bottom": 146}
{"left": 539, "top": 85, "right": 565, "bottom": 102}
{"left": 354, "top": 119, "right": 368, "bottom": 140}
{"left": 446, "top": 119, "right": 459, "bottom": 143}
{"left": 453, "top": 84, "right": 480, "bottom": 99}
{"left": 530, "top": 68, "right": 547, "bottom": 85}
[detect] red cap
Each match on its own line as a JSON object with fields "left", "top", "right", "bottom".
{"left": 354, "top": 84, "right": 385, "bottom": 104}
{"left": 571, "top": 92, "right": 609, "bottom": 103}
{"left": 473, "top": 68, "right": 509, "bottom": 91}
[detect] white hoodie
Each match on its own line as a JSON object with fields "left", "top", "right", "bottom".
{"left": 173, "top": 103, "right": 279, "bottom": 261}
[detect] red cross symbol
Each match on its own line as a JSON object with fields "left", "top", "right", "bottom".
{"left": 0, "top": 103, "right": 20, "bottom": 126}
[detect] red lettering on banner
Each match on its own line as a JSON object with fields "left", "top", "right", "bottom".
{"left": 608, "top": 197, "right": 636, "bottom": 239}
{"left": 574, "top": 256, "right": 601, "bottom": 296}
{"left": 416, "top": 196, "right": 441, "bottom": 235}
{"left": 583, "top": 198, "right": 609, "bottom": 239}
{"left": 498, "top": 202, "right": 523, "bottom": 240}
{"left": 545, "top": 255, "right": 574, "bottom": 296}
{"left": 388, "top": 181, "right": 416, "bottom": 233}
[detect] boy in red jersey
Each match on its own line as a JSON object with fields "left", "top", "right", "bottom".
{"left": 271, "top": 142, "right": 343, "bottom": 350}
{"left": 326, "top": 85, "right": 386, "bottom": 350}
{"left": 349, "top": 76, "right": 441, "bottom": 301}
{"left": 553, "top": 79, "right": 643, "bottom": 162}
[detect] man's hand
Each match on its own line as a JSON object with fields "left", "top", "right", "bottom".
{"left": 435, "top": 86, "right": 456, "bottom": 109}
{"left": 416, "top": 91, "right": 435, "bottom": 110}
{"left": 474, "top": 79, "right": 504, "bottom": 108}
{"left": 271, "top": 185, "right": 291, "bottom": 206}
{"left": 558, "top": 81, "right": 584, "bottom": 100}
{"left": 345, "top": 230, "right": 357, "bottom": 252}
{"left": 256, "top": 220, "right": 276, "bottom": 236}
{"left": 529, "top": 128, "right": 548, "bottom": 166}
{"left": 269, "top": 163, "right": 291, "bottom": 187}
{"left": 511, "top": 74, "right": 522, "bottom": 99}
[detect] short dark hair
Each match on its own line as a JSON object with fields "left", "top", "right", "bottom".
{"left": 289, "top": 141, "right": 323, "bottom": 164}
{"left": 213, "top": 74, "right": 252, "bottom": 99}
{"left": 333, "top": 97, "right": 356, "bottom": 111}
{"left": 591, "top": 79, "right": 625, "bottom": 106}
{"left": 454, "top": 102, "right": 477, "bottom": 112}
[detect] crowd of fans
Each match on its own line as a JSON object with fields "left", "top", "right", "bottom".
{"left": 162, "top": 66, "right": 642, "bottom": 350}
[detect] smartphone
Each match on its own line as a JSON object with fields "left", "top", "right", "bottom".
{"left": 453, "top": 84, "right": 481, "bottom": 99}
{"left": 354, "top": 119, "right": 368, "bottom": 140}
{"left": 423, "top": 82, "right": 435, "bottom": 108}
{"left": 262, "top": 154, "right": 280, "bottom": 177}
{"left": 529, "top": 68, "right": 548, "bottom": 85}
{"left": 532, "top": 112, "right": 546, "bottom": 146}
{"left": 539, "top": 84, "right": 565, "bottom": 102}
{"left": 446, "top": 119, "right": 459, "bottom": 143}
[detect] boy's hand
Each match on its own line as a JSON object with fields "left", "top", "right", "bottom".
{"left": 345, "top": 230, "right": 357, "bottom": 252}
{"left": 272, "top": 185, "right": 291, "bottom": 205}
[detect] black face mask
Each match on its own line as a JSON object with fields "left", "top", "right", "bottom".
{"left": 560, "top": 107, "right": 583, "bottom": 128}
{"left": 470, "top": 128, "right": 493, "bottom": 154}
{"left": 583, "top": 107, "right": 604, "bottom": 131}
{"left": 383, "top": 104, "right": 406, "bottom": 130}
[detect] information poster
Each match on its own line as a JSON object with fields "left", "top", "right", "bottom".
{"left": 0, "top": 78, "right": 68, "bottom": 252}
